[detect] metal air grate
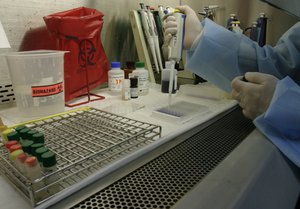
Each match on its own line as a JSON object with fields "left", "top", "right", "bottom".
{"left": 71, "top": 107, "right": 255, "bottom": 209}
{"left": 0, "top": 83, "right": 15, "bottom": 104}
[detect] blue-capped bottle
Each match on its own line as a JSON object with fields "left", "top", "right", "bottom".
{"left": 256, "top": 13, "right": 267, "bottom": 47}
{"left": 108, "top": 62, "right": 124, "bottom": 95}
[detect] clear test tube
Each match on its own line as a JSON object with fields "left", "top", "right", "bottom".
{"left": 16, "top": 153, "right": 28, "bottom": 173}
{"left": 25, "top": 156, "right": 43, "bottom": 180}
{"left": 5, "top": 140, "right": 19, "bottom": 150}
{"left": 9, "top": 144, "right": 22, "bottom": 153}
{"left": 41, "top": 151, "right": 60, "bottom": 195}
{"left": 10, "top": 149, "right": 24, "bottom": 163}
{"left": 24, "top": 156, "right": 45, "bottom": 201}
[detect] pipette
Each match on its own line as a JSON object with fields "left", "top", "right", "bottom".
{"left": 158, "top": 5, "right": 165, "bottom": 21}
{"left": 146, "top": 6, "right": 164, "bottom": 73}
{"left": 139, "top": 3, "right": 160, "bottom": 74}
{"left": 165, "top": 10, "right": 185, "bottom": 106}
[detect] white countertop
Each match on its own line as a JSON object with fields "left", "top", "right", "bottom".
{"left": 0, "top": 83, "right": 237, "bottom": 209}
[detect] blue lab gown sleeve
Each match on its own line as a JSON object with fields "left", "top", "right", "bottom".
{"left": 186, "top": 18, "right": 300, "bottom": 92}
{"left": 254, "top": 76, "right": 300, "bottom": 167}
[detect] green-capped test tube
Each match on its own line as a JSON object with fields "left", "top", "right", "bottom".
{"left": 31, "top": 143, "right": 44, "bottom": 157}
{"left": 21, "top": 140, "right": 34, "bottom": 155}
{"left": 27, "top": 129, "right": 39, "bottom": 140}
{"left": 15, "top": 125, "right": 26, "bottom": 133}
{"left": 41, "top": 151, "right": 59, "bottom": 194}
{"left": 32, "top": 132, "right": 45, "bottom": 144}
{"left": 35, "top": 147, "right": 49, "bottom": 163}
{"left": 7, "top": 131, "right": 20, "bottom": 141}
{"left": 19, "top": 127, "right": 31, "bottom": 140}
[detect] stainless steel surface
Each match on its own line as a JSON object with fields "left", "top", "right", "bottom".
{"left": 68, "top": 107, "right": 255, "bottom": 209}
{"left": 0, "top": 107, "right": 161, "bottom": 207}
{"left": 173, "top": 129, "right": 300, "bottom": 209}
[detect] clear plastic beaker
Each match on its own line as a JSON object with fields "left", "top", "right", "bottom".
{"left": 5, "top": 50, "right": 66, "bottom": 119}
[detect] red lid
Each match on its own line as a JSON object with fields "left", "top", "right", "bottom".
{"left": 5, "top": 140, "right": 18, "bottom": 149}
{"left": 9, "top": 144, "right": 22, "bottom": 153}
{"left": 25, "top": 156, "right": 38, "bottom": 167}
{"left": 17, "top": 153, "right": 28, "bottom": 163}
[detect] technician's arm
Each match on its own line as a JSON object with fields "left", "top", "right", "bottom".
{"left": 186, "top": 19, "right": 300, "bottom": 92}
{"left": 254, "top": 76, "right": 300, "bottom": 167}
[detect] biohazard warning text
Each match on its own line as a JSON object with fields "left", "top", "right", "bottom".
{"left": 32, "top": 82, "right": 64, "bottom": 97}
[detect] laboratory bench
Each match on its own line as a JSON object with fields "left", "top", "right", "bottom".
{"left": 0, "top": 83, "right": 299, "bottom": 209}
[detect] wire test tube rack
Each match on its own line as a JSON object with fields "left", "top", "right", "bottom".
{"left": 0, "top": 107, "right": 162, "bottom": 206}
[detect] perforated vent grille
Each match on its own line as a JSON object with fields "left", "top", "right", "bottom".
{"left": 0, "top": 84, "right": 15, "bottom": 103}
{"left": 71, "top": 108, "right": 255, "bottom": 209}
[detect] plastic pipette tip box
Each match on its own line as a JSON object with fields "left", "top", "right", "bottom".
{"left": 152, "top": 101, "right": 209, "bottom": 123}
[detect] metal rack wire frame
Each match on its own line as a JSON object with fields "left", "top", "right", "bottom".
{"left": 0, "top": 107, "right": 162, "bottom": 206}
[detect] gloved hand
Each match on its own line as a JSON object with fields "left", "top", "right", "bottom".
{"left": 231, "top": 72, "right": 279, "bottom": 119}
{"left": 163, "top": 5, "right": 203, "bottom": 50}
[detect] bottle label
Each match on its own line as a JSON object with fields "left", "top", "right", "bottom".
{"left": 131, "top": 88, "right": 139, "bottom": 98}
{"left": 138, "top": 75, "right": 149, "bottom": 91}
{"left": 32, "top": 82, "right": 63, "bottom": 97}
{"left": 109, "top": 75, "right": 123, "bottom": 91}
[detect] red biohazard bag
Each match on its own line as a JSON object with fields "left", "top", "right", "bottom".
{"left": 43, "top": 7, "right": 109, "bottom": 106}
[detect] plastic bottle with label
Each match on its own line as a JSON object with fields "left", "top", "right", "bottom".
{"left": 132, "top": 61, "right": 149, "bottom": 95}
{"left": 108, "top": 62, "right": 124, "bottom": 94}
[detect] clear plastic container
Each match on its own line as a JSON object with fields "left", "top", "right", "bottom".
{"left": 5, "top": 50, "right": 66, "bottom": 119}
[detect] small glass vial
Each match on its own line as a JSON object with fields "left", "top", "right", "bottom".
{"left": 122, "top": 79, "right": 131, "bottom": 101}
{"left": 130, "top": 76, "right": 139, "bottom": 99}
{"left": 41, "top": 151, "right": 60, "bottom": 195}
